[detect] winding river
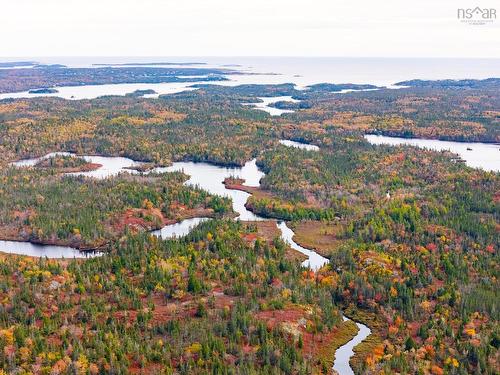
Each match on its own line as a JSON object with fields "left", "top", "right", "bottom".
{"left": 151, "top": 159, "right": 265, "bottom": 221}
{"left": 5, "top": 140, "right": 372, "bottom": 374}
{"left": 10, "top": 134, "right": 496, "bottom": 372}
{"left": 15, "top": 132, "right": 499, "bottom": 370}
{"left": 277, "top": 221, "right": 328, "bottom": 270}
{"left": 1, "top": 57, "right": 498, "bottom": 373}
{"left": 333, "top": 317, "right": 372, "bottom": 375}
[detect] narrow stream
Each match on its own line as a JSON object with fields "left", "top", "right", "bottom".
{"left": 277, "top": 221, "right": 328, "bottom": 270}
{"left": 333, "top": 317, "right": 372, "bottom": 375}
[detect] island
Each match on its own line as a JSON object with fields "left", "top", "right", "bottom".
{"left": 125, "top": 89, "right": 158, "bottom": 97}
{"left": 28, "top": 87, "right": 59, "bottom": 94}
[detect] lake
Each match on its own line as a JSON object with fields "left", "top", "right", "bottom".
{"left": 243, "top": 96, "right": 299, "bottom": 116}
{"left": 279, "top": 139, "right": 320, "bottom": 151}
{"left": 365, "top": 134, "right": 500, "bottom": 172}
{"left": 153, "top": 159, "right": 265, "bottom": 221}
{"left": 0, "top": 240, "right": 97, "bottom": 258}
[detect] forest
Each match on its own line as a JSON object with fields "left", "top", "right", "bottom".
{"left": 0, "top": 167, "right": 230, "bottom": 249}
{"left": 0, "top": 78, "right": 498, "bottom": 374}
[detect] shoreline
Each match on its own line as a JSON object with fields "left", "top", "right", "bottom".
{"left": 0, "top": 207, "right": 216, "bottom": 253}
{"left": 365, "top": 131, "right": 500, "bottom": 146}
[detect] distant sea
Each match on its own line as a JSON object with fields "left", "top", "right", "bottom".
{"left": 2, "top": 57, "right": 499, "bottom": 87}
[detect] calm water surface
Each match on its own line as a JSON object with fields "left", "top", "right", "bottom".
{"left": 154, "top": 159, "right": 265, "bottom": 221}
{"left": 13, "top": 152, "right": 73, "bottom": 167}
{"left": 12, "top": 152, "right": 141, "bottom": 179}
{"left": 0, "top": 82, "right": 200, "bottom": 100}
{"left": 2, "top": 57, "right": 498, "bottom": 100}
{"left": 365, "top": 134, "right": 500, "bottom": 172}
{"left": 150, "top": 217, "right": 210, "bottom": 239}
{"left": 0, "top": 240, "right": 96, "bottom": 258}
{"left": 279, "top": 139, "right": 320, "bottom": 151}
{"left": 333, "top": 317, "right": 372, "bottom": 375}
{"left": 277, "top": 221, "right": 328, "bottom": 270}
{"left": 7, "top": 136, "right": 497, "bottom": 371}
{"left": 244, "top": 96, "right": 299, "bottom": 116}
{"left": 3, "top": 57, "right": 496, "bottom": 372}
{"left": 3, "top": 56, "right": 500, "bottom": 84}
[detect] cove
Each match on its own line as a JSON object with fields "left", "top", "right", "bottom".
{"left": 365, "top": 134, "right": 500, "bottom": 172}
{"left": 243, "top": 96, "right": 299, "bottom": 116}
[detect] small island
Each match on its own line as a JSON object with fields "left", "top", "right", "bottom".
{"left": 125, "top": 89, "right": 158, "bottom": 97}
{"left": 28, "top": 88, "right": 59, "bottom": 94}
{"left": 35, "top": 154, "right": 101, "bottom": 173}
{"left": 0, "top": 61, "right": 37, "bottom": 68}
{"left": 271, "top": 100, "right": 311, "bottom": 110}
{"left": 307, "top": 83, "right": 381, "bottom": 92}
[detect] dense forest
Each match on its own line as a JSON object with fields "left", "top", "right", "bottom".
{"left": 0, "top": 78, "right": 498, "bottom": 374}
{"left": 0, "top": 167, "right": 230, "bottom": 249}
{"left": 0, "top": 220, "right": 349, "bottom": 374}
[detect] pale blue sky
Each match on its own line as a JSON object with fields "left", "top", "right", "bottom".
{"left": 1, "top": 0, "right": 498, "bottom": 57}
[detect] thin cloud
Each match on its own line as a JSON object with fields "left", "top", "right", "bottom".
{"left": 0, "top": 0, "right": 498, "bottom": 57}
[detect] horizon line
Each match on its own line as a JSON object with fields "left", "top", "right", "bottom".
{"left": 2, "top": 55, "right": 500, "bottom": 60}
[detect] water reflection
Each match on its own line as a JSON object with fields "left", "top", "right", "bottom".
{"left": 279, "top": 139, "right": 319, "bottom": 151}
{"left": 277, "top": 221, "right": 328, "bottom": 271}
{"left": 0, "top": 240, "right": 97, "bottom": 259}
{"left": 365, "top": 134, "right": 500, "bottom": 172}
{"left": 243, "top": 96, "right": 299, "bottom": 116}
{"left": 153, "top": 159, "right": 265, "bottom": 221}
{"left": 333, "top": 317, "right": 372, "bottom": 375}
{"left": 150, "top": 217, "right": 209, "bottom": 239}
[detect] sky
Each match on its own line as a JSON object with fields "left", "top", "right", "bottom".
{"left": 1, "top": 0, "right": 499, "bottom": 57}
